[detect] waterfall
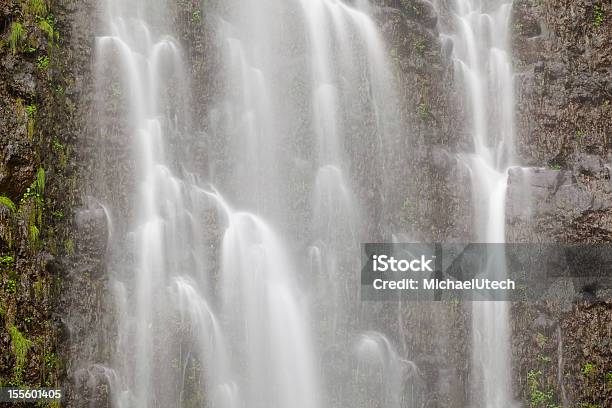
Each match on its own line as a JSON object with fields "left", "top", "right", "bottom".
{"left": 92, "top": 0, "right": 408, "bottom": 407}
{"left": 95, "top": 1, "right": 232, "bottom": 406}
{"left": 446, "top": 0, "right": 516, "bottom": 406}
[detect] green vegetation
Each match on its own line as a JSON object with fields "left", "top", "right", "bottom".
{"left": 51, "top": 137, "right": 64, "bottom": 151}
{"left": 44, "top": 352, "right": 59, "bottom": 371}
{"left": 26, "top": 104, "right": 37, "bottom": 139}
{"left": 0, "top": 196, "right": 17, "bottom": 212}
{"left": 0, "top": 255, "right": 14, "bottom": 268}
{"left": 414, "top": 38, "right": 426, "bottom": 55}
{"left": 594, "top": 4, "right": 604, "bottom": 28}
{"left": 22, "top": 0, "right": 48, "bottom": 17}
{"left": 192, "top": 10, "right": 202, "bottom": 24}
{"left": 527, "top": 369, "right": 559, "bottom": 408}
{"left": 537, "top": 355, "right": 552, "bottom": 364}
{"left": 5, "top": 278, "right": 17, "bottom": 293}
{"left": 37, "top": 55, "right": 50, "bottom": 69}
{"left": 536, "top": 333, "right": 548, "bottom": 348}
{"left": 36, "top": 167, "right": 46, "bottom": 195}
{"left": 9, "top": 22, "right": 27, "bottom": 54}
{"left": 26, "top": 104, "right": 37, "bottom": 118}
{"left": 38, "top": 16, "right": 60, "bottom": 45}
{"left": 29, "top": 224, "right": 40, "bottom": 245}
{"left": 549, "top": 163, "right": 561, "bottom": 170}
{"left": 9, "top": 326, "right": 32, "bottom": 381}
{"left": 17, "top": 168, "right": 46, "bottom": 248}
{"left": 514, "top": 23, "right": 524, "bottom": 34}
{"left": 417, "top": 102, "right": 430, "bottom": 120}
{"left": 33, "top": 279, "right": 44, "bottom": 300}
{"left": 400, "top": 0, "right": 421, "bottom": 17}
{"left": 64, "top": 239, "right": 74, "bottom": 255}
{"left": 581, "top": 362, "right": 596, "bottom": 376}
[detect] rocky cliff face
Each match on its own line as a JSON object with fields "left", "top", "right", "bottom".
{"left": 509, "top": 0, "right": 611, "bottom": 243}
{"left": 0, "top": 0, "right": 105, "bottom": 406}
{"left": 509, "top": 1, "right": 611, "bottom": 407}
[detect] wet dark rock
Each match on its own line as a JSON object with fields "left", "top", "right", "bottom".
{"left": 10, "top": 70, "right": 37, "bottom": 97}
{"left": 0, "top": 140, "right": 36, "bottom": 199}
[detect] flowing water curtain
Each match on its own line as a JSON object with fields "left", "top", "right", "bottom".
{"left": 448, "top": 1, "right": 516, "bottom": 407}
{"left": 95, "top": 0, "right": 225, "bottom": 406}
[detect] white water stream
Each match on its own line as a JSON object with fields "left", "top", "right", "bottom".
{"left": 447, "top": 0, "right": 516, "bottom": 406}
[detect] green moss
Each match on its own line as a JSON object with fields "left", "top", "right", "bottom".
{"left": 5, "top": 278, "right": 17, "bottom": 293}
{"left": 0, "top": 196, "right": 16, "bottom": 212}
{"left": 22, "top": 0, "right": 48, "bottom": 17}
{"left": 581, "top": 362, "right": 596, "bottom": 376}
{"left": 536, "top": 333, "right": 548, "bottom": 348}
{"left": 29, "top": 224, "right": 40, "bottom": 245}
{"left": 37, "top": 17, "right": 59, "bottom": 45}
{"left": 33, "top": 279, "right": 44, "bottom": 300}
{"left": 413, "top": 38, "right": 426, "bottom": 55}
{"left": 36, "top": 167, "right": 45, "bottom": 196}
{"left": 0, "top": 255, "right": 14, "bottom": 268}
{"left": 64, "top": 239, "right": 74, "bottom": 255}
{"left": 9, "top": 326, "right": 32, "bottom": 379}
{"left": 51, "top": 137, "right": 64, "bottom": 151}
{"left": 594, "top": 4, "right": 604, "bottom": 28}
{"left": 26, "top": 104, "right": 37, "bottom": 139}
{"left": 9, "top": 22, "right": 27, "bottom": 54}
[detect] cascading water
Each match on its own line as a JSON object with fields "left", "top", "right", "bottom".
{"left": 95, "top": 1, "right": 232, "bottom": 406}
{"left": 91, "top": 0, "right": 411, "bottom": 407}
{"left": 446, "top": 0, "right": 516, "bottom": 406}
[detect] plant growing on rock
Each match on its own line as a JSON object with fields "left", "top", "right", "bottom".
{"left": 0, "top": 255, "right": 14, "bottom": 269}
{"left": 9, "top": 325, "right": 32, "bottom": 381}
{"left": 38, "top": 15, "right": 60, "bottom": 45}
{"left": 414, "top": 38, "right": 426, "bottom": 55}
{"left": 593, "top": 4, "right": 604, "bottom": 28}
{"left": 0, "top": 196, "right": 17, "bottom": 212}
{"left": 417, "top": 102, "right": 430, "bottom": 120}
{"left": 22, "top": 0, "right": 48, "bottom": 17}
{"left": 527, "top": 369, "right": 559, "bottom": 408}
{"left": 581, "top": 362, "right": 596, "bottom": 376}
{"left": 37, "top": 55, "right": 50, "bottom": 69}
{"left": 9, "top": 22, "right": 27, "bottom": 54}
